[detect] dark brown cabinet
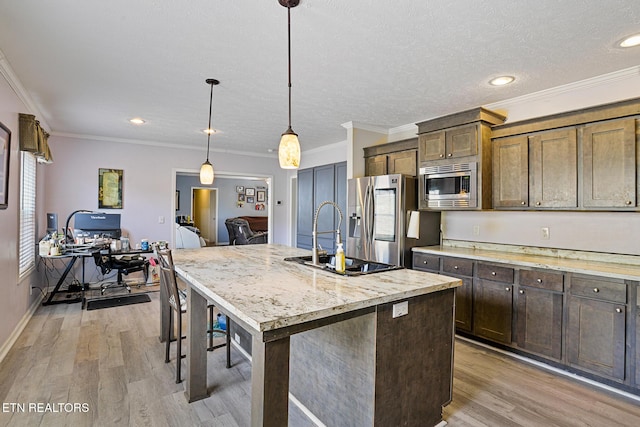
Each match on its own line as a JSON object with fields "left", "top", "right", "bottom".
{"left": 581, "top": 118, "right": 636, "bottom": 208}
{"left": 473, "top": 263, "right": 514, "bottom": 344}
{"left": 493, "top": 128, "right": 578, "bottom": 209}
{"left": 418, "top": 124, "right": 478, "bottom": 162}
{"left": 364, "top": 139, "right": 418, "bottom": 177}
{"left": 442, "top": 257, "right": 474, "bottom": 333}
{"left": 567, "top": 274, "right": 627, "bottom": 382}
{"left": 492, "top": 135, "right": 529, "bottom": 208}
{"left": 515, "top": 269, "right": 564, "bottom": 360}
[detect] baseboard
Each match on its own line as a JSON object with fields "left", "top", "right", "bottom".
{"left": 0, "top": 293, "right": 44, "bottom": 364}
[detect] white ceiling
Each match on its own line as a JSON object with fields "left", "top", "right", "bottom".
{"left": 1, "top": 1, "right": 639, "bottom": 157}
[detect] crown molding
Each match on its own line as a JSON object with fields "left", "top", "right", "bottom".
{"left": 486, "top": 66, "right": 640, "bottom": 110}
{"left": 51, "top": 132, "right": 276, "bottom": 159}
{"left": 341, "top": 121, "right": 389, "bottom": 134}
{"left": 0, "top": 49, "right": 51, "bottom": 131}
{"left": 388, "top": 123, "right": 418, "bottom": 135}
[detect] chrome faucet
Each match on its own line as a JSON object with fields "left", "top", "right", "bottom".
{"left": 312, "top": 201, "right": 344, "bottom": 266}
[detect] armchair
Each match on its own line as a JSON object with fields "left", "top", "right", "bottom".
{"left": 227, "top": 218, "right": 267, "bottom": 245}
{"left": 92, "top": 248, "right": 149, "bottom": 294}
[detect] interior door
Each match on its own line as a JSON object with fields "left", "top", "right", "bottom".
{"left": 209, "top": 189, "right": 218, "bottom": 245}
{"left": 193, "top": 188, "right": 211, "bottom": 245}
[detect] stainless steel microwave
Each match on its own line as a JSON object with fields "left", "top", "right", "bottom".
{"left": 419, "top": 162, "right": 477, "bottom": 208}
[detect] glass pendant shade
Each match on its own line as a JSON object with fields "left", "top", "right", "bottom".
{"left": 279, "top": 129, "right": 300, "bottom": 169}
{"left": 200, "top": 160, "right": 214, "bottom": 185}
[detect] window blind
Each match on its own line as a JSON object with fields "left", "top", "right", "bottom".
{"left": 19, "top": 152, "right": 36, "bottom": 278}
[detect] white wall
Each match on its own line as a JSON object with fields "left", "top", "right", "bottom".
{"left": 0, "top": 69, "right": 46, "bottom": 356}
{"left": 443, "top": 210, "right": 640, "bottom": 256}
{"left": 45, "top": 136, "right": 289, "bottom": 246}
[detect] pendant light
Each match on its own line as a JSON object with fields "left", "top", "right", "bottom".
{"left": 278, "top": 0, "right": 301, "bottom": 169}
{"left": 200, "top": 78, "right": 219, "bottom": 185}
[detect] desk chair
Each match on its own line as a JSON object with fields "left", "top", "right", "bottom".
{"left": 92, "top": 249, "right": 149, "bottom": 294}
{"left": 156, "top": 249, "right": 231, "bottom": 383}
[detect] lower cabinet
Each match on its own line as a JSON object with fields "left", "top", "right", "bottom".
{"left": 411, "top": 251, "right": 640, "bottom": 393}
{"left": 442, "top": 257, "right": 473, "bottom": 333}
{"left": 515, "top": 269, "right": 564, "bottom": 360}
{"left": 472, "top": 263, "right": 514, "bottom": 344}
{"left": 567, "top": 274, "right": 627, "bottom": 382}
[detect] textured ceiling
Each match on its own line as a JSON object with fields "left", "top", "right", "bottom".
{"left": 0, "top": 0, "right": 639, "bottom": 156}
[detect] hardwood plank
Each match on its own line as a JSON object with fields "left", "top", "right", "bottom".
{"left": 2, "top": 293, "right": 639, "bottom": 427}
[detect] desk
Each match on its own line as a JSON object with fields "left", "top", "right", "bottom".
{"left": 40, "top": 247, "right": 153, "bottom": 306}
{"left": 172, "top": 244, "right": 461, "bottom": 427}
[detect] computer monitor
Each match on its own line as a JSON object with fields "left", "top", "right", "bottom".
{"left": 73, "top": 213, "right": 122, "bottom": 239}
{"left": 46, "top": 213, "right": 58, "bottom": 234}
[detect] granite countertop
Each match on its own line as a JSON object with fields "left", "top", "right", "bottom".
{"left": 172, "top": 244, "right": 461, "bottom": 333}
{"left": 412, "top": 244, "right": 640, "bottom": 281}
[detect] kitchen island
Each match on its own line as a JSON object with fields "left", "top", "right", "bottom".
{"left": 172, "top": 244, "right": 461, "bottom": 427}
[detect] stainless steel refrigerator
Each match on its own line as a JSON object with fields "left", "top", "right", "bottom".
{"left": 346, "top": 174, "right": 441, "bottom": 268}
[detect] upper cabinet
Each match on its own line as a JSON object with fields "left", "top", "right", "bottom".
{"left": 581, "top": 118, "right": 636, "bottom": 208}
{"left": 364, "top": 138, "right": 418, "bottom": 177}
{"left": 493, "top": 128, "right": 578, "bottom": 209}
{"left": 491, "top": 98, "right": 640, "bottom": 211}
{"left": 417, "top": 107, "right": 506, "bottom": 210}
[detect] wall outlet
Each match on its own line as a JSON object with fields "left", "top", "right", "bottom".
{"left": 473, "top": 225, "right": 480, "bottom": 236}
{"left": 234, "top": 333, "right": 241, "bottom": 344}
{"left": 541, "top": 227, "right": 550, "bottom": 239}
{"left": 392, "top": 301, "right": 409, "bottom": 318}
{"left": 158, "top": 216, "right": 165, "bottom": 224}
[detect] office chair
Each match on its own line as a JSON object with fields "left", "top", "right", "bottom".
{"left": 92, "top": 248, "right": 149, "bottom": 294}
{"left": 156, "top": 248, "right": 231, "bottom": 383}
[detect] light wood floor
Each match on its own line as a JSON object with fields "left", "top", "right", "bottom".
{"left": 1, "top": 292, "right": 639, "bottom": 427}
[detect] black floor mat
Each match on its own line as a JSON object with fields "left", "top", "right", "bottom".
{"left": 86, "top": 294, "right": 151, "bottom": 311}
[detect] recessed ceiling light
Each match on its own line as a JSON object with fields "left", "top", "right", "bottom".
{"left": 129, "top": 118, "right": 146, "bottom": 125}
{"left": 489, "top": 76, "right": 515, "bottom": 86}
{"left": 620, "top": 34, "right": 640, "bottom": 48}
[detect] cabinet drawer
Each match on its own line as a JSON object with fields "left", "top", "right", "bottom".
{"left": 477, "top": 263, "right": 514, "bottom": 283}
{"left": 519, "top": 269, "right": 564, "bottom": 292}
{"left": 442, "top": 257, "right": 474, "bottom": 277}
{"left": 413, "top": 253, "right": 440, "bottom": 272}
{"left": 570, "top": 275, "right": 626, "bottom": 304}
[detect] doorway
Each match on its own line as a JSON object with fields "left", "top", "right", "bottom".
{"left": 192, "top": 187, "right": 218, "bottom": 246}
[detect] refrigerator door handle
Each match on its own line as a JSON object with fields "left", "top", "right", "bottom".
{"left": 367, "top": 183, "right": 375, "bottom": 260}
{"left": 363, "top": 184, "right": 370, "bottom": 259}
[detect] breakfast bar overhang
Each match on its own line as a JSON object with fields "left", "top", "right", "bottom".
{"left": 172, "top": 244, "right": 461, "bottom": 427}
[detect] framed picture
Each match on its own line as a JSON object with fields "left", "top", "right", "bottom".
{"left": 246, "top": 196, "right": 255, "bottom": 204}
{"left": 0, "top": 121, "right": 11, "bottom": 210}
{"left": 256, "top": 190, "right": 266, "bottom": 202}
{"left": 175, "top": 190, "right": 180, "bottom": 210}
{"left": 98, "top": 168, "right": 123, "bottom": 209}
{"left": 236, "top": 185, "right": 244, "bottom": 193}
{"left": 255, "top": 203, "right": 265, "bottom": 211}
{"left": 245, "top": 187, "right": 255, "bottom": 196}
{"left": 238, "top": 193, "right": 245, "bottom": 202}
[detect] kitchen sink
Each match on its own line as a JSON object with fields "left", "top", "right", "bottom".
{"left": 284, "top": 254, "right": 403, "bottom": 276}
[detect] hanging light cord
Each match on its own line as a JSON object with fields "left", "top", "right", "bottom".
{"left": 287, "top": 4, "right": 293, "bottom": 131}
{"left": 206, "top": 81, "right": 214, "bottom": 161}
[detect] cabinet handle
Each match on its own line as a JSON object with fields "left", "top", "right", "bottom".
{"left": 519, "top": 290, "right": 524, "bottom": 294}
{"left": 537, "top": 278, "right": 542, "bottom": 283}
{"left": 447, "top": 153, "right": 452, "bottom": 157}
{"left": 454, "top": 265, "right": 459, "bottom": 269}
{"left": 626, "top": 201, "right": 632, "bottom": 206}
{"left": 616, "top": 308, "right": 623, "bottom": 313}
{"left": 593, "top": 288, "right": 599, "bottom": 293}
{"left": 535, "top": 202, "right": 541, "bottom": 206}
{"left": 439, "top": 154, "right": 444, "bottom": 158}
{"left": 491, "top": 271, "right": 496, "bottom": 276}
{"left": 521, "top": 201, "right": 526, "bottom": 205}
{"left": 505, "top": 287, "right": 511, "bottom": 291}
{"left": 423, "top": 260, "right": 427, "bottom": 264}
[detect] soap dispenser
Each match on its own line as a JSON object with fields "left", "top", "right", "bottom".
{"left": 335, "top": 243, "right": 345, "bottom": 273}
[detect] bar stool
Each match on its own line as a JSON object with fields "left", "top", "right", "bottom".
{"left": 156, "top": 248, "right": 231, "bottom": 383}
